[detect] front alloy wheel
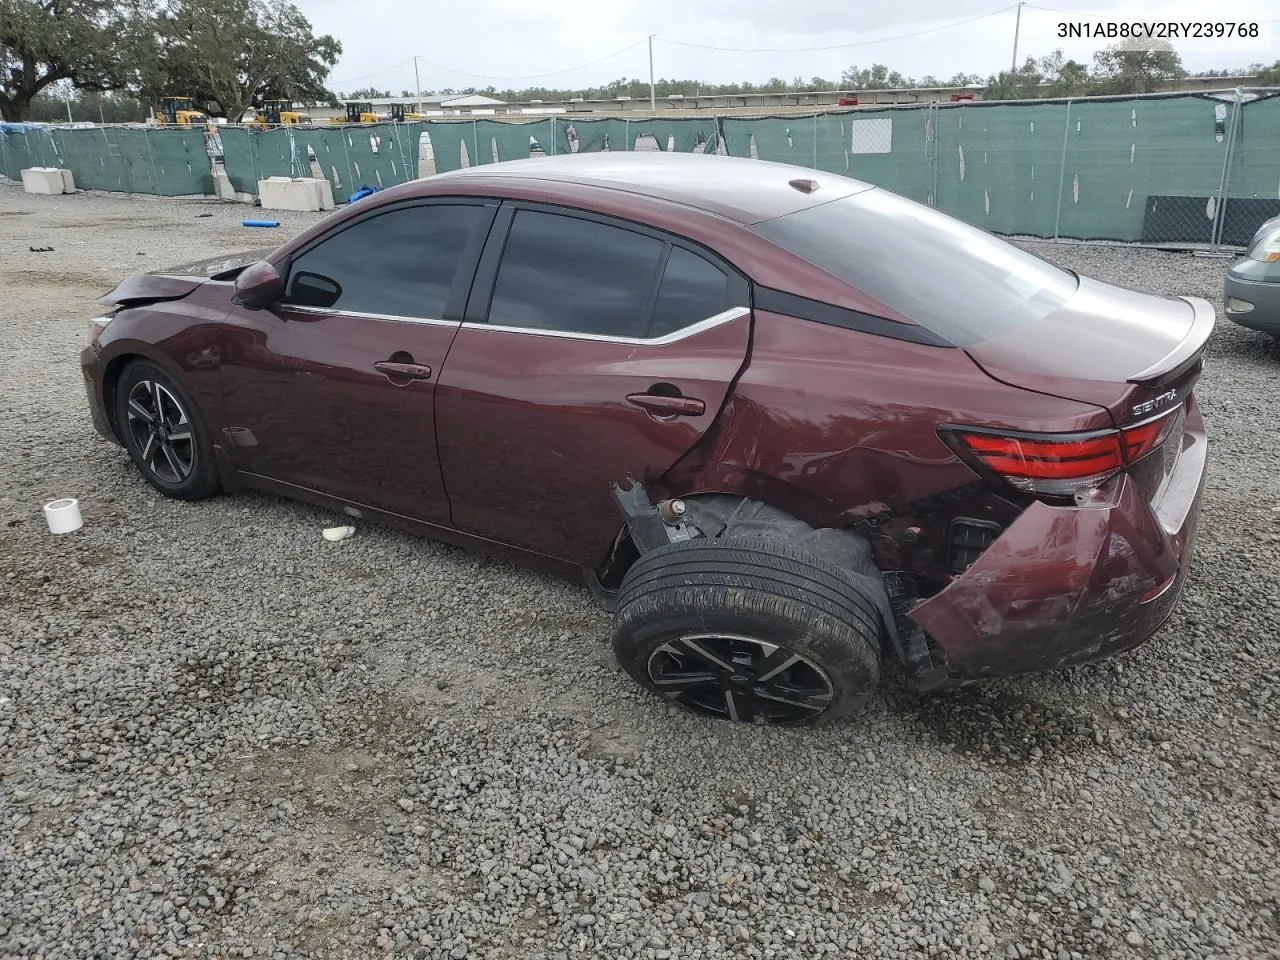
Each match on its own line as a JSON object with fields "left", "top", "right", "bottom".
{"left": 125, "top": 379, "right": 195, "bottom": 484}
{"left": 113, "top": 360, "right": 219, "bottom": 501}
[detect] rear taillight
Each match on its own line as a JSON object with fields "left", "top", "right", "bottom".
{"left": 942, "top": 407, "right": 1180, "bottom": 501}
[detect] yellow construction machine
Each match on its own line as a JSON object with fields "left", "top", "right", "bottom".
{"left": 389, "top": 103, "right": 426, "bottom": 122}
{"left": 156, "top": 97, "right": 208, "bottom": 126}
{"left": 329, "top": 101, "right": 382, "bottom": 125}
{"left": 251, "top": 100, "right": 313, "bottom": 128}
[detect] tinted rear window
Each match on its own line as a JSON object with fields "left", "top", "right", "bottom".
{"left": 753, "top": 188, "right": 1078, "bottom": 346}
{"left": 489, "top": 210, "right": 664, "bottom": 337}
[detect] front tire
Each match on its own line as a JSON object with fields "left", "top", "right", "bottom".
{"left": 114, "top": 360, "right": 219, "bottom": 501}
{"left": 613, "top": 538, "right": 885, "bottom": 726}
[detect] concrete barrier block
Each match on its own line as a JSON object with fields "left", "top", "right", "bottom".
{"left": 258, "top": 177, "right": 318, "bottom": 212}
{"left": 212, "top": 169, "right": 238, "bottom": 201}
{"left": 58, "top": 168, "right": 75, "bottom": 192}
{"left": 314, "top": 179, "right": 335, "bottom": 211}
{"left": 21, "top": 168, "right": 67, "bottom": 195}
{"left": 257, "top": 177, "right": 328, "bottom": 212}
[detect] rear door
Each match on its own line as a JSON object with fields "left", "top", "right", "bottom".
{"left": 434, "top": 204, "right": 752, "bottom": 565}
{"left": 218, "top": 199, "right": 495, "bottom": 523}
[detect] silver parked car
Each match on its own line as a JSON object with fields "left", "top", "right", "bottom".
{"left": 1225, "top": 215, "right": 1280, "bottom": 338}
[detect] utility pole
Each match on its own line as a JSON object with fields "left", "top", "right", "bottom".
{"left": 648, "top": 35, "right": 656, "bottom": 114}
{"left": 414, "top": 56, "right": 422, "bottom": 114}
{"left": 1011, "top": 1, "right": 1025, "bottom": 73}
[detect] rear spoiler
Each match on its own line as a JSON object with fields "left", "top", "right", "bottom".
{"left": 1128, "top": 296, "right": 1216, "bottom": 385}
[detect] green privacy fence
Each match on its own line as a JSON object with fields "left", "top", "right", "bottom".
{"left": 0, "top": 124, "right": 213, "bottom": 195}
{"left": 4, "top": 91, "right": 1279, "bottom": 248}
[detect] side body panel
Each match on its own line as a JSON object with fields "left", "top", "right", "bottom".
{"left": 86, "top": 281, "right": 237, "bottom": 442}
{"left": 216, "top": 308, "right": 460, "bottom": 522}
{"left": 435, "top": 312, "right": 753, "bottom": 565}
{"left": 661, "top": 311, "right": 1114, "bottom": 594}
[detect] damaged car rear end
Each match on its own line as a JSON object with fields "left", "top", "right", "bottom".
{"left": 639, "top": 181, "right": 1212, "bottom": 698}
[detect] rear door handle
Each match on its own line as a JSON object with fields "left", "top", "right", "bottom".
{"left": 374, "top": 360, "right": 432, "bottom": 380}
{"left": 625, "top": 393, "right": 706, "bottom": 418}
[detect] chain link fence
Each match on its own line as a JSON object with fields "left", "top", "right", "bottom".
{"left": 3, "top": 89, "right": 1278, "bottom": 250}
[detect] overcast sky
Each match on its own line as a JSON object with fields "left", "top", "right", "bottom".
{"left": 299, "top": 0, "right": 1277, "bottom": 95}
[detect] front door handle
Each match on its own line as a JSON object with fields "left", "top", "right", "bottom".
{"left": 374, "top": 360, "right": 432, "bottom": 381}
{"left": 625, "top": 392, "right": 706, "bottom": 418}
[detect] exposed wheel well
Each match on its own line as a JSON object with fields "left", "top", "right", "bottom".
{"left": 100, "top": 353, "right": 142, "bottom": 443}
{"left": 599, "top": 489, "right": 906, "bottom": 660}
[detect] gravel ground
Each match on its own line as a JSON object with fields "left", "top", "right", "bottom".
{"left": 1, "top": 183, "right": 1278, "bottom": 960}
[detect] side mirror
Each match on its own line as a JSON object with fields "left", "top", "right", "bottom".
{"left": 232, "top": 260, "right": 285, "bottom": 310}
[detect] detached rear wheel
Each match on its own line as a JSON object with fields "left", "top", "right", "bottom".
{"left": 114, "top": 360, "right": 219, "bottom": 501}
{"left": 613, "top": 538, "right": 885, "bottom": 726}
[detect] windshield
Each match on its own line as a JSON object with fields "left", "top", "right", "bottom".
{"left": 753, "top": 188, "right": 1079, "bottom": 346}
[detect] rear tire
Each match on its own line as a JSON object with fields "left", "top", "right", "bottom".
{"left": 114, "top": 360, "right": 220, "bottom": 501}
{"left": 613, "top": 538, "right": 885, "bottom": 726}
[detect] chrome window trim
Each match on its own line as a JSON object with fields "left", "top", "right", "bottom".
{"left": 464, "top": 306, "right": 750, "bottom": 346}
{"left": 278, "top": 305, "right": 460, "bottom": 327}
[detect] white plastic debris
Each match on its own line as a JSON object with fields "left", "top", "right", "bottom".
{"left": 43, "top": 498, "right": 83, "bottom": 534}
{"left": 322, "top": 525, "right": 355, "bottom": 542}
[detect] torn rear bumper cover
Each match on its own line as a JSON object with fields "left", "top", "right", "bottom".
{"left": 910, "top": 405, "right": 1207, "bottom": 680}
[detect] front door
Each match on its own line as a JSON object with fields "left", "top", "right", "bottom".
{"left": 219, "top": 200, "right": 495, "bottom": 523}
{"left": 435, "top": 206, "right": 752, "bottom": 564}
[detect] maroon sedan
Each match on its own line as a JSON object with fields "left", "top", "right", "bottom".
{"left": 81, "top": 154, "right": 1211, "bottom": 726}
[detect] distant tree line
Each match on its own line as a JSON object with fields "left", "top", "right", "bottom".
{"left": 7, "top": 0, "right": 1279, "bottom": 127}
{"left": 338, "top": 52, "right": 1280, "bottom": 105}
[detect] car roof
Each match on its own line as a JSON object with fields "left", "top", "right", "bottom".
{"left": 430, "top": 152, "right": 876, "bottom": 225}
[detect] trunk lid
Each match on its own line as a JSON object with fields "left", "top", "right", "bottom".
{"left": 963, "top": 277, "right": 1215, "bottom": 425}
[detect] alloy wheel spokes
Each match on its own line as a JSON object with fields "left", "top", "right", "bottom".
{"left": 126, "top": 380, "right": 194, "bottom": 484}
{"left": 648, "top": 633, "right": 834, "bottom": 724}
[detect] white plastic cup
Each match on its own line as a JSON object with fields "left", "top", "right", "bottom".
{"left": 43, "top": 498, "right": 83, "bottom": 534}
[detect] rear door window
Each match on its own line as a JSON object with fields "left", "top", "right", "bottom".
{"left": 487, "top": 210, "right": 664, "bottom": 338}
{"left": 649, "top": 246, "right": 733, "bottom": 338}
{"left": 753, "top": 187, "right": 1079, "bottom": 345}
